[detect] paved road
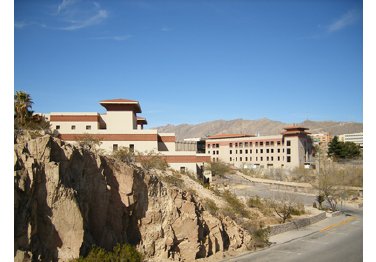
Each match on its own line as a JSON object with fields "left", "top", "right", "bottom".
{"left": 224, "top": 208, "right": 363, "bottom": 262}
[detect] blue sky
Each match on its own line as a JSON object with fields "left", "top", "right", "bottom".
{"left": 15, "top": 0, "right": 363, "bottom": 127}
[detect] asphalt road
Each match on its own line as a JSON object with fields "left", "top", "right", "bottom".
{"left": 225, "top": 208, "right": 363, "bottom": 262}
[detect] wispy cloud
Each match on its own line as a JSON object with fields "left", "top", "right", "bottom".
{"left": 14, "top": 21, "right": 46, "bottom": 29}
{"left": 91, "top": 35, "right": 132, "bottom": 41}
{"left": 61, "top": 9, "right": 108, "bottom": 31}
{"left": 57, "top": 0, "right": 77, "bottom": 14}
{"left": 327, "top": 10, "right": 359, "bottom": 33}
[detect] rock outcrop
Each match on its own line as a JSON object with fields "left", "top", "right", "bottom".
{"left": 14, "top": 135, "right": 253, "bottom": 261}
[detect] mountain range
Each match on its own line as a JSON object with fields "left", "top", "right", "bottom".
{"left": 156, "top": 118, "right": 363, "bottom": 141}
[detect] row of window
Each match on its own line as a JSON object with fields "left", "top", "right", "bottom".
{"left": 207, "top": 140, "right": 291, "bottom": 148}
{"left": 227, "top": 156, "right": 291, "bottom": 163}
{"left": 55, "top": 125, "right": 92, "bottom": 130}
{"left": 112, "top": 144, "right": 134, "bottom": 152}
{"left": 209, "top": 148, "right": 291, "bottom": 155}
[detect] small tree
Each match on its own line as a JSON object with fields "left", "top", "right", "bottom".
{"left": 113, "top": 146, "right": 135, "bottom": 165}
{"left": 208, "top": 160, "right": 232, "bottom": 177}
{"left": 270, "top": 192, "right": 300, "bottom": 223}
{"left": 328, "top": 136, "right": 361, "bottom": 160}
{"left": 136, "top": 151, "right": 168, "bottom": 171}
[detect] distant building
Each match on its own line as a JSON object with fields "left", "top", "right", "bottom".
{"left": 309, "top": 133, "right": 332, "bottom": 154}
{"left": 338, "top": 132, "right": 363, "bottom": 148}
{"left": 44, "top": 98, "right": 210, "bottom": 174}
{"left": 205, "top": 126, "right": 313, "bottom": 169}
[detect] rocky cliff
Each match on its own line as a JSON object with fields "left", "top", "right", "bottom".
{"left": 14, "top": 135, "right": 253, "bottom": 261}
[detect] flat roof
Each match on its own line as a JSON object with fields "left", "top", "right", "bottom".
{"left": 206, "top": 133, "right": 255, "bottom": 140}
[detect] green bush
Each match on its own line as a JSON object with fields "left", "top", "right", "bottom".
{"left": 246, "top": 196, "right": 274, "bottom": 217}
{"left": 73, "top": 243, "right": 142, "bottom": 262}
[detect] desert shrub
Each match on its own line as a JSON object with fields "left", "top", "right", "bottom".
{"left": 208, "top": 160, "right": 232, "bottom": 177}
{"left": 161, "top": 175, "right": 184, "bottom": 188}
{"left": 113, "top": 146, "right": 135, "bottom": 165}
{"left": 240, "top": 168, "right": 263, "bottom": 178}
{"left": 222, "top": 190, "right": 250, "bottom": 219}
{"left": 73, "top": 243, "right": 142, "bottom": 262}
{"left": 242, "top": 221, "right": 271, "bottom": 248}
{"left": 247, "top": 196, "right": 274, "bottom": 217}
{"left": 203, "top": 198, "right": 219, "bottom": 216}
{"left": 269, "top": 192, "right": 304, "bottom": 223}
{"left": 290, "top": 202, "right": 305, "bottom": 216}
{"left": 76, "top": 133, "right": 102, "bottom": 151}
{"left": 137, "top": 151, "right": 169, "bottom": 171}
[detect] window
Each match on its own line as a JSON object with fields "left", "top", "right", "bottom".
{"left": 229, "top": 143, "right": 233, "bottom": 148}
{"left": 180, "top": 167, "right": 186, "bottom": 173}
{"left": 213, "top": 151, "right": 216, "bottom": 155}
{"left": 56, "top": 125, "right": 60, "bottom": 130}
{"left": 271, "top": 149, "right": 274, "bottom": 153}
{"left": 249, "top": 142, "right": 252, "bottom": 147}
{"left": 239, "top": 150, "right": 242, "bottom": 154}
{"left": 260, "top": 149, "right": 263, "bottom": 153}
{"left": 235, "top": 143, "right": 238, "bottom": 147}
{"left": 267, "top": 157, "right": 269, "bottom": 161}
{"left": 216, "top": 150, "right": 219, "bottom": 155}
{"left": 239, "top": 142, "right": 243, "bottom": 147}
{"left": 250, "top": 149, "right": 252, "bottom": 154}
{"left": 113, "top": 144, "right": 118, "bottom": 151}
{"left": 129, "top": 144, "right": 134, "bottom": 152}
{"left": 86, "top": 125, "right": 91, "bottom": 130}
{"left": 277, "top": 141, "right": 281, "bottom": 145}
{"left": 236, "top": 150, "right": 238, "bottom": 154}
{"left": 256, "top": 157, "right": 258, "bottom": 161}
{"left": 208, "top": 151, "right": 210, "bottom": 154}
{"left": 245, "top": 157, "right": 248, "bottom": 161}
{"left": 266, "top": 142, "right": 269, "bottom": 146}
{"left": 287, "top": 156, "right": 291, "bottom": 162}
{"left": 216, "top": 144, "right": 220, "bottom": 148}
{"left": 71, "top": 125, "right": 76, "bottom": 130}
{"left": 245, "top": 142, "right": 249, "bottom": 147}
{"left": 271, "top": 141, "right": 274, "bottom": 146}
{"left": 208, "top": 144, "right": 211, "bottom": 148}
{"left": 250, "top": 157, "right": 252, "bottom": 161}
{"left": 256, "top": 149, "right": 258, "bottom": 154}
{"left": 271, "top": 156, "right": 274, "bottom": 161}
{"left": 255, "top": 142, "right": 258, "bottom": 147}
{"left": 266, "top": 149, "right": 269, "bottom": 153}
{"left": 260, "top": 157, "right": 263, "bottom": 161}
{"left": 240, "top": 157, "right": 242, "bottom": 161}
{"left": 287, "top": 148, "right": 291, "bottom": 155}
{"left": 278, "top": 149, "right": 280, "bottom": 153}
{"left": 230, "top": 150, "right": 232, "bottom": 154}
{"left": 278, "top": 156, "right": 280, "bottom": 161}
{"left": 245, "top": 149, "right": 248, "bottom": 154}
{"left": 260, "top": 142, "right": 263, "bottom": 146}
{"left": 286, "top": 140, "right": 291, "bottom": 146}
{"left": 230, "top": 157, "right": 232, "bottom": 161}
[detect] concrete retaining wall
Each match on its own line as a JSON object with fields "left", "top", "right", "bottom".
{"left": 268, "top": 211, "right": 327, "bottom": 236}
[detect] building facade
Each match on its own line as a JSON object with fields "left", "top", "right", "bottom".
{"left": 44, "top": 99, "right": 210, "bottom": 174}
{"left": 309, "top": 132, "right": 332, "bottom": 154}
{"left": 205, "top": 126, "right": 313, "bottom": 169}
{"left": 338, "top": 132, "right": 363, "bottom": 148}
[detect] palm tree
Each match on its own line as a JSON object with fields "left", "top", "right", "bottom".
{"left": 14, "top": 91, "right": 33, "bottom": 127}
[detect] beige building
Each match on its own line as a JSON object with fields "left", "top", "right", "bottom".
{"left": 309, "top": 132, "right": 332, "bottom": 154}
{"left": 45, "top": 99, "right": 210, "bottom": 174}
{"left": 338, "top": 132, "right": 363, "bottom": 148}
{"left": 205, "top": 126, "right": 313, "bottom": 169}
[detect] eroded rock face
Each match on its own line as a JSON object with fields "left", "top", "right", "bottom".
{"left": 14, "top": 135, "right": 253, "bottom": 261}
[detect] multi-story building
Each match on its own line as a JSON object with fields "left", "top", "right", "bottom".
{"left": 309, "top": 132, "right": 332, "bottom": 154}
{"left": 205, "top": 126, "right": 313, "bottom": 169}
{"left": 44, "top": 98, "right": 210, "bottom": 174}
{"left": 338, "top": 132, "right": 363, "bottom": 148}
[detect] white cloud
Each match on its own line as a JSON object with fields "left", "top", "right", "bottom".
{"left": 92, "top": 35, "right": 132, "bottom": 41}
{"left": 328, "top": 10, "right": 359, "bottom": 33}
{"left": 57, "top": 0, "right": 77, "bottom": 14}
{"left": 62, "top": 9, "right": 108, "bottom": 31}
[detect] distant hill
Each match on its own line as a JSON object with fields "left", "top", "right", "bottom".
{"left": 156, "top": 118, "right": 363, "bottom": 141}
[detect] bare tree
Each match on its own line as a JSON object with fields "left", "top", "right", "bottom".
{"left": 270, "top": 191, "right": 301, "bottom": 224}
